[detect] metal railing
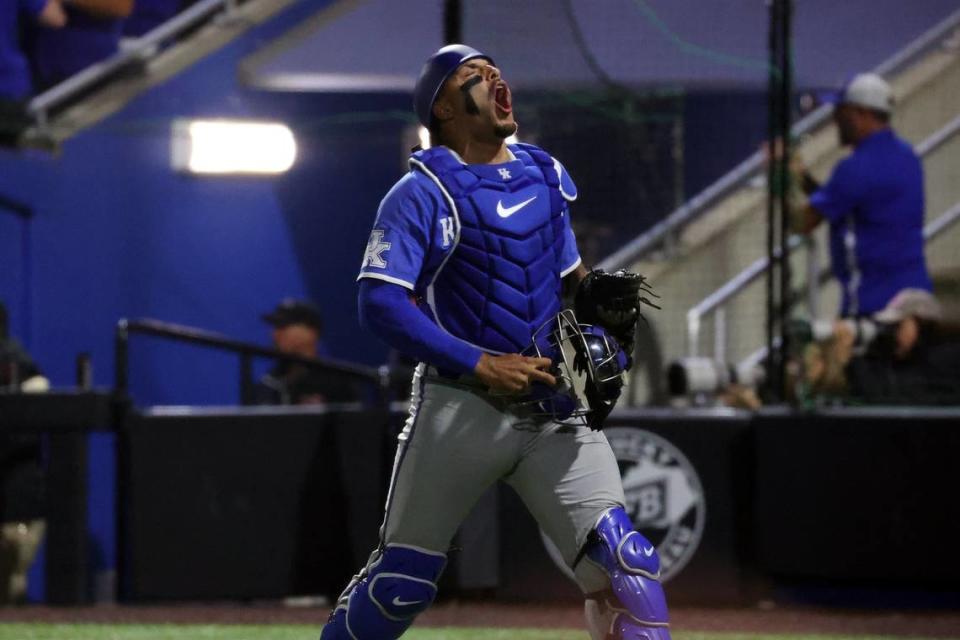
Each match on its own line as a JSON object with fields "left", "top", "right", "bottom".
{"left": 686, "top": 112, "right": 960, "bottom": 359}
{"left": 114, "top": 317, "right": 384, "bottom": 405}
{"left": 598, "top": 5, "right": 960, "bottom": 272}
{"left": 27, "top": 0, "right": 243, "bottom": 127}
{"left": 685, "top": 234, "right": 803, "bottom": 359}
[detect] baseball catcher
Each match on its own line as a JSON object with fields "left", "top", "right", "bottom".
{"left": 320, "top": 45, "right": 671, "bottom": 640}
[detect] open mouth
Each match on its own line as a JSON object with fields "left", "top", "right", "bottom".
{"left": 494, "top": 82, "right": 512, "bottom": 115}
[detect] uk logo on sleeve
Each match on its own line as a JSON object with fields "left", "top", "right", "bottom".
{"left": 362, "top": 229, "right": 392, "bottom": 268}
{"left": 439, "top": 217, "right": 456, "bottom": 248}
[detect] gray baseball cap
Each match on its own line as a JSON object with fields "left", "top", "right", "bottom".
{"left": 873, "top": 289, "right": 942, "bottom": 324}
{"left": 818, "top": 73, "right": 894, "bottom": 114}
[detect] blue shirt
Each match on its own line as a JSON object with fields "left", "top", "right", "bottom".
{"left": 0, "top": 0, "right": 46, "bottom": 99}
{"left": 810, "top": 128, "right": 931, "bottom": 316}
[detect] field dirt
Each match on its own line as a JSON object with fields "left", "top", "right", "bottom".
{"left": 0, "top": 602, "right": 958, "bottom": 637}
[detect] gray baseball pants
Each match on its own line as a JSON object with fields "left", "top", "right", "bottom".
{"left": 367, "top": 365, "right": 625, "bottom": 594}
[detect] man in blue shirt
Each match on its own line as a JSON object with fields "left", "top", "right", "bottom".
{"left": 792, "top": 73, "right": 932, "bottom": 317}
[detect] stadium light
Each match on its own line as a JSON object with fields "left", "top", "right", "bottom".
{"left": 171, "top": 119, "right": 297, "bottom": 175}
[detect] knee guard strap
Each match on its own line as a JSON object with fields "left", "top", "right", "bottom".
{"left": 320, "top": 544, "right": 446, "bottom": 640}
{"left": 585, "top": 507, "right": 671, "bottom": 640}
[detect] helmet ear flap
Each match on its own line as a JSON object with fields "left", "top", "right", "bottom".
{"left": 432, "top": 96, "right": 454, "bottom": 123}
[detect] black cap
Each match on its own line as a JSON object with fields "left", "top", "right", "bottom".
{"left": 261, "top": 299, "right": 323, "bottom": 332}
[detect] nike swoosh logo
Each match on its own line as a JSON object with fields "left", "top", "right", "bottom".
{"left": 496, "top": 195, "right": 537, "bottom": 218}
{"left": 642, "top": 546, "right": 655, "bottom": 557}
{"left": 392, "top": 596, "right": 424, "bottom": 607}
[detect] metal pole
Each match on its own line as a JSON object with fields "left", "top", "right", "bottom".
{"left": 20, "top": 214, "right": 32, "bottom": 348}
{"left": 765, "top": 0, "right": 781, "bottom": 402}
{"left": 239, "top": 353, "right": 253, "bottom": 404}
{"left": 115, "top": 319, "right": 129, "bottom": 396}
{"left": 714, "top": 307, "right": 727, "bottom": 364}
{"left": 778, "top": 0, "right": 793, "bottom": 399}
{"left": 443, "top": 0, "right": 462, "bottom": 44}
{"left": 687, "top": 312, "right": 700, "bottom": 358}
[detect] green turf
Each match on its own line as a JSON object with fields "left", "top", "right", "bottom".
{"left": 0, "top": 626, "right": 956, "bottom": 640}
{"left": 0, "top": 626, "right": 578, "bottom": 640}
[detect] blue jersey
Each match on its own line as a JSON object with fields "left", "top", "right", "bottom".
{"left": 810, "top": 128, "right": 931, "bottom": 316}
{"left": 358, "top": 144, "right": 581, "bottom": 355}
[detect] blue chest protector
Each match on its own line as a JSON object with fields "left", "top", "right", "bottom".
{"left": 410, "top": 143, "right": 571, "bottom": 354}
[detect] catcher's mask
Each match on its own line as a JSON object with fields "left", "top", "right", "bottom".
{"left": 519, "top": 309, "right": 628, "bottom": 427}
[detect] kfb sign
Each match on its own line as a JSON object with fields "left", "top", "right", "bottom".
{"left": 542, "top": 427, "right": 705, "bottom": 582}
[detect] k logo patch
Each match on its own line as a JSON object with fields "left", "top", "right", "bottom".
{"left": 362, "top": 229, "right": 391, "bottom": 268}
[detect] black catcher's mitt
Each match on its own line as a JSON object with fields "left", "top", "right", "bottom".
{"left": 574, "top": 269, "right": 660, "bottom": 364}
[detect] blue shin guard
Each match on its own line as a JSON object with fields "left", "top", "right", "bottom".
{"left": 320, "top": 544, "right": 446, "bottom": 640}
{"left": 585, "top": 507, "right": 671, "bottom": 640}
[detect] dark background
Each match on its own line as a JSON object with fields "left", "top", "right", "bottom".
{"left": 119, "top": 408, "right": 960, "bottom": 606}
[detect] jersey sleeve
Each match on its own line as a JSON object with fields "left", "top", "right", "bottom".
{"left": 357, "top": 174, "right": 433, "bottom": 290}
{"left": 809, "top": 156, "right": 867, "bottom": 224}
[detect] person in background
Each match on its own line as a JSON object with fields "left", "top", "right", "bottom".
{"left": 252, "top": 299, "right": 357, "bottom": 406}
{"left": 0, "top": 302, "right": 48, "bottom": 604}
{"left": 788, "top": 73, "right": 932, "bottom": 317}
{"left": 845, "top": 289, "right": 960, "bottom": 405}
{"left": 26, "top": 0, "right": 133, "bottom": 90}
{"left": 0, "top": 0, "right": 66, "bottom": 145}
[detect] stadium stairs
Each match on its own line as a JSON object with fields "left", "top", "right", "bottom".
{"left": 621, "top": 20, "right": 960, "bottom": 378}
{"left": 20, "top": 0, "right": 299, "bottom": 148}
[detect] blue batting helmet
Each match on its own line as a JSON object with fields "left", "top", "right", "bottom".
{"left": 414, "top": 44, "right": 493, "bottom": 128}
